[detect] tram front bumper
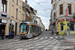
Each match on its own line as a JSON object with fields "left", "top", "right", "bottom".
{"left": 19, "top": 35, "right": 27, "bottom": 38}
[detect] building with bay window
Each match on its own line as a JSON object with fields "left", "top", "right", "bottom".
{"left": 0, "top": 0, "right": 25, "bottom": 37}
{"left": 51, "top": 0, "right": 75, "bottom": 35}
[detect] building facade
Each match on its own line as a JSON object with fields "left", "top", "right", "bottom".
{"left": 22, "top": 0, "right": 37, "bottom": 22}
{"left": 36, "top": 17, "right": 45, "bottom": 30}
{"left": 0, "top": 0, "right": 25, "bottom": 36}
{"left": 32, "top": 10, "right": 37, "bottom": 24}
{"left": 51, "top": 0, "right": 75, "bottom": 35}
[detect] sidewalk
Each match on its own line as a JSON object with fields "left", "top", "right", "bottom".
{"left": 53, "top": 34, "right": 75, "bottom": 43}
{"left": 64, "top": 35, "right": 75, "bottom": 43}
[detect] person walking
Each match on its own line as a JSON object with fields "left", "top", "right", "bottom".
{"left": 1, "top": 29, "right": 5, "bottom": 40}
{"left": 56, "top": 29, "right": 59, "bottom": 36}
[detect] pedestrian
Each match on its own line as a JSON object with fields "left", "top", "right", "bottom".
{"left": 52, "top": 30, "right": 54, "bottom": 35}
{"left": 1, "top": 29, "right": 5, "bottom": 40}
{"left": 49, "top": 31, "right": 52, "bottom": 36}
{"left": 11, "top": 30, "right": 14, "bottom": 38}
{"left": 56, "top": 29, "right": 59, "bottom": 36}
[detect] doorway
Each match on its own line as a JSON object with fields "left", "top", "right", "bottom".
{"left": 15, "top": 23, "right": 17, "bottom": 35}
{"left": 0, "top": 25, "right": 5, "bottom": 35}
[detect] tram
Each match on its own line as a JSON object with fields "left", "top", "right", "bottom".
{"left": 19, "top": 22, "right": 41, "bottom": 39}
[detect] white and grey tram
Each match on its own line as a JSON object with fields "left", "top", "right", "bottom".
{"left": 19, "top": 22, "right": 42, "bottom": 39}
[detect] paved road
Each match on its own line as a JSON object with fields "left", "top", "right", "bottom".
{"left": 0, "top": 31, "right": 75, "bottom": 50}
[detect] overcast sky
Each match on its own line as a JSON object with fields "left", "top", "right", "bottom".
{"left": 23, "top": 0, "right": 52, "bottom": 29}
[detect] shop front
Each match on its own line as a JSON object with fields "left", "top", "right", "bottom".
{"left": 0, "top": 12, "right": 8, "bottom": 36}
{"left": 56, "top": 19, "right": 75, "bottom": 35}
{"left": 0, "top": 19, "right": 7, "bottom": 36}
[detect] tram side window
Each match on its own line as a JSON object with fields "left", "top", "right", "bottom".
{"left": 30, "top": 26, "right": 33, "bottom": 33}
{"left": 32, "top": 26, "right": 36, "bottom": 32}
{"left": 36, "top": 26, "right": 38, "bottom": 32}
{"left": 39, "top": 27, "right": 40, "bottom": 31}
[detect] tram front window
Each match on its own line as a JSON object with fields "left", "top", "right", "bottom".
{"left": 20, "top": 24, "right": 27, "bottom": 33}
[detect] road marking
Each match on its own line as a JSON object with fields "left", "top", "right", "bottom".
{"left": 24, "top": 49, "right": 28, "bottom": 50}
{"left": 29, "top": 39, "right": 32, "bottom": 40}
{"left": 45, "top": 37, "right": 47, "bottom": 39}
{"left": 16, "top": 48, "right": 23, "bottom": 50}
{"left": 65, "top": 40, "right": 75, "bottom": 46}
{"left": 40, "top": 37, "right": 43, "bottom": 40}
{"left": 50, "top": 37, "right": 53, "bottom": 39}
{"left": 35, "top": 37, "right": 38, "bottom": 40}
{"left": 44, "top": 48, "right": 50, "bottom": 50}
{"left": 33, "top": 49, "right": 38, "bottom": 50}
{"left": 38, "top": 46, "right": 44, "bottom": 48}
{"left": 28, "top": 47, "right": 34, "bottom": 49}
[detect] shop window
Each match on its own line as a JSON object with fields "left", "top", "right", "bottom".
{"left": 68, "top": 4, "right": 72, "bottom": 14}
{"left": 70, "top": 24, "right": 74, "bottom": 31}
{"left": 61, "top": 23, "right": 63, "bottom": 31}
{"left": 60, "top": 4, "right": 63, "bottom": 14}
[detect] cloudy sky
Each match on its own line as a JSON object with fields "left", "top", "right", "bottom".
{"left": 23, "top": 0, "right": 52, "bottom": 29}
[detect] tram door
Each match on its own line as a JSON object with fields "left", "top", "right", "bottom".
{"left": 0, "top": 25, "right": 5, "bottom": 35}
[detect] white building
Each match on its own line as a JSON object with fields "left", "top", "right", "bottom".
{"left": 36, "top": 17, "right": 45, "bottom": 29}
{"left": 32, "top": 10, "right": 37, "bottom": 24}
{"left": 51, "top": 0, "right": 75, "bottom": 35}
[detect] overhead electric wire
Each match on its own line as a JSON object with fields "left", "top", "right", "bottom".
{"left": 32, "top": 0, "right": 49, "bottom": 17}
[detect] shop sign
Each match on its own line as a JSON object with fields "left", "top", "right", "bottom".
{"left": 1, "top": 12, "right": 7, "bottom": 15}
{"left": 2, "top": 19, "right": 7, "bottom": 23}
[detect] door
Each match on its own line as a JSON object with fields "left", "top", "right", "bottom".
{"left": 0, "top": 25, "right": 5, "bottom": 35}
{"left": 15, "top": 23, "right": 17, "bottom": 35}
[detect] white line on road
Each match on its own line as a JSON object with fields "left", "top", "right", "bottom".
{"left": 16, "top": 48, "right": 23, "bottom": 50}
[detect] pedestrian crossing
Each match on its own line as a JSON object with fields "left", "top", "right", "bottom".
{"left": 0, "top": 36, "right": 61, "bottom": 50}
{"left": 1, "top": 31, "right": 74, "bottom": 50}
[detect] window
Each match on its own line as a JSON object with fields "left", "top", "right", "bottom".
{"left": 54, "top": 13, "right": 56, "bottom": 19}
{"left": 61, "top": 23, "right": 63, "bottom": 31}
{"left": 12, "top": 0, "right": 15, "bottom": 2}
{"left": 60, "top": 4, "right": 63, "bottom": 14}
{"left": 26, "top": 12, "right": 30, "bottom": 17}
{"left": 16, "top": 0, "right": 18, "bottom": 5}
{"left": 54, "top": 4, "right": 55, "bottom": 9}
{"left": 2, "top": 0, "right": 7, "bottom": 12}
{"left": 12, "top": 5, "right": 14, "bottom": 17}
{"left": 68, "top": 4, "right": 71, "bottom": 14}
{"left": 16, "top": 9, "right": 18, "bottom": 19}
{"left": 70, "top": 24, "right": 74, "bottom": 31}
